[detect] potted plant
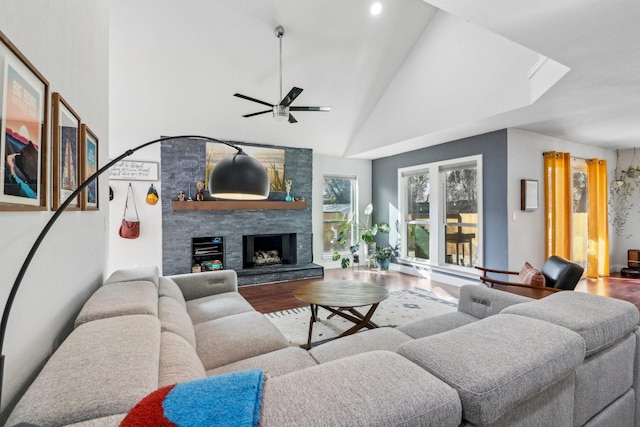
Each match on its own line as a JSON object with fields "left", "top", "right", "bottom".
{"left": 372, "top": 245, "right": 397, "bottom": 271}
{"left": 609, "top": 176, "right": 635, "bottom": 237}
{"left": 332, "top": 203, "right": 390, "bottom": 268}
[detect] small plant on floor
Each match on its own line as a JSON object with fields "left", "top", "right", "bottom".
{"left": 373, "top": 245, "right": 397, "bottom": 261}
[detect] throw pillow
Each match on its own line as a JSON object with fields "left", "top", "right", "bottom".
{"left": 518, "top": 262, "right": 546, "bottom": 287}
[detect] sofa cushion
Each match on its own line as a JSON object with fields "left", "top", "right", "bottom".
{"left": 518, "top": 261, "right": 546, "bottom": 287}
{"left": 457, "top": 284, "right": 532, "bottom": 319}
{"left": 104, "top": 265, "right": 159, "bottom": 288}
{"left": 502, "top": 291, "right": 640, "bottom": 356}
{"left": 169, "top": 270, "right": 238, "bottom": 301}
{"left": 397, "top": 314, "right": 585, "bottom": 425}
{"left": 158, "top": 276, "right": 187, "bottom": 309}
{"left": 207, "top": 347, "right": 317, "bottom": 378}
{"left": 158, "top": 296, "right": 197, "bottom": 349}
{"left": 398, "top": 311, "right": 478, "bottom": 339}
{"left": 260, "top": 351, "right": 462, "bottom": 427}
{"left": 186, "top": 292, "right": 255, "bottom": 325}
{"left": 7, "top": 315, "right": 161, "bottom": 427}
{"left": 194, "top": 311, "right": 289, "bottom": 370}
{"left": 309, "top": 327, "right": 413, "bottom": 363}
{"left": 159, "top": 332, "right": 206, "bottom": 387}
{"left": 75, "top": 281, "right": 158, "bottom": 327}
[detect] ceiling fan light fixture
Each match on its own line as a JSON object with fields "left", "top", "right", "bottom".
{"left": 273, "top": 105, "right": 289, "bottom": 122}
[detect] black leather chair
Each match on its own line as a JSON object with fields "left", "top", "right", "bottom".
{"left": 540, "top": 255, "right": 584, "bottom": 290}
{"left": 476, "top": 255, "right": 584, "bottom": 295}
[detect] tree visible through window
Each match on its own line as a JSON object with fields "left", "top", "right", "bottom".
{"left": 443, "top": 164, "right": 478, "bottom": 267}
{"left": 323, "top": 176, "right": 356, "bottom": 254}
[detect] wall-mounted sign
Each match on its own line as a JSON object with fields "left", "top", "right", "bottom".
{"left": 108, "top": 160, "right": 159, "bottom": 181}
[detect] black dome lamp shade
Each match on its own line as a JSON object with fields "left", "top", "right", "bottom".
{"left": 209, "top": 150, "right": 269, "bottom": 200}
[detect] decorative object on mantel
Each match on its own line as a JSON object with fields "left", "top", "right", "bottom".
{"left": 196, "top": 181, "right": 205, "bottom": 201}
{"left": 178, "top": 190, "right": 185, "bottom": 201}
{"left": 285, "top": 179, "right": 293, "bottom": 202}
{"left": 0, "top": 135, "right": 269, "bottom": 409}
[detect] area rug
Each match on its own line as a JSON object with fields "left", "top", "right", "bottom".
{"left": 266, "top": 288, "right": 458, "bottom": 347}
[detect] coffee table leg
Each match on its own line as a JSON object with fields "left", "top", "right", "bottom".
{"left": 307, "top": 304, "right": 317, "bottom": 349}
{"left": 339, "top": 303, "right": 380, "bottom": 337}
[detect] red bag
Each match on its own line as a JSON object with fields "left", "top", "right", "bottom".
{"left": 119, "top": 183, "right": 140, "bottom": 239}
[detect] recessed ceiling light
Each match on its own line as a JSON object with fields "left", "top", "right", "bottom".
{"left": 370, "top": 2, "right": 382, "bottom": 16}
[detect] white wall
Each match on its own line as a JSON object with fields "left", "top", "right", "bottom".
{"left": 506, "top": 129, "right": 616, "bottom": 271}
{"left": 0, "top": 0, "right": 109, "bottom": 414}
{"left": 612, "top": 148, "right": 640, "bottom": 266}
{"left": 312, "top": 154, "right": 372, "bottom": 269}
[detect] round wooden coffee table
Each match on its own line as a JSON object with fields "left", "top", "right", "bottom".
{"left": 293, "top": 280, "right": 389, "bottom": 349}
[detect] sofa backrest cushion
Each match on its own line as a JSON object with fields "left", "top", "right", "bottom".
{"left": 75, "top": 281, "right": 158, "bottom": 328}
{"left": 159, "top": 331, "right": 206, "bottom": 387}
{"left": 168, "top": 270, "right": 238, "bottom": 301}
{"left": 7, "top": 315, "right": 161, "bottom": 426}
{"left": 158, "top": 277, "right": 187, "bottom": 309}
{"left": 104, "top": 265, "right": 159, "bottom": 288}
{"left": 457, "top": 284, "right": 532, "bottom": 319}
{"left": 502, "top": 291, "right": 639, "bottom": 356}
{"left": 158, "top": 296, "right": 197, "bottom": 349}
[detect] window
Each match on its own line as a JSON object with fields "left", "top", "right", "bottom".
{"left": 403, "top": 170, "right": 430, "bottom": 260}
{"left": 442, "top": 162, "right": 479, "bottom": 267}
{"left": 399, "top": 155, "right": 482, "bottom": 269}
{"left": 323, "top": 176, "right": 357, "bottom": 254}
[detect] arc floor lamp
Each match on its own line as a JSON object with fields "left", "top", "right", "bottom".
{"left": 0, "top": 135, "right": 270, "bottom": 410}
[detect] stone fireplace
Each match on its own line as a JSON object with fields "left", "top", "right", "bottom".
{"left": 160, "top": 138, "right": 323, "bottom": 285}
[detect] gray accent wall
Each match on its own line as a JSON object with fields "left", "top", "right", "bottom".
{"left": 372, "top": 130, "right": 509, "bottom": 271}
{"left": 161, "top": 138, "right": 314, "bottom": 278}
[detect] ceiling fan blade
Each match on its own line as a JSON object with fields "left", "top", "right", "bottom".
{"left": 280, "top": 87, "right": 303, "bottom": 107}
{"left": 289, "top": 106, "right": 331, "bottom": 112}
{"left": 288, "top": 114, "right": 298, "bottom": 124}
{"left": 234, "top": 93, "right": 274, "bottom": 108}
{"left": 243, "top": 110, "right": 272, "bottom": 118}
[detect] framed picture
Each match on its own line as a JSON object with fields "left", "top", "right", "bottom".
{"left": 80, "top": 124, "right": 99, "bottom": 210}
{"left": 0, "top": 31, "right": 49, "bottom": 210}
{"left": 521, "top": 179, "right": 538, "bottom": 211}
{"left": 52, "top": 93, "right": 81, "bottom": 210}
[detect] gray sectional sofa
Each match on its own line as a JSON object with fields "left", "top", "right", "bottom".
{"left": 6, "top": 266, "right": 640, "bottom": 426}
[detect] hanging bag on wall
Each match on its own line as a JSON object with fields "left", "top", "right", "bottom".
{"left": 119, "top": 183, "right": 140, "bottom": 239}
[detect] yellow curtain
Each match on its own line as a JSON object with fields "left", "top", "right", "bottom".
{"left": 586, "top": 159, "right": 610, "bottom": 277}
{"left": 543, "top": 152, "right": 571, "bottom": 259}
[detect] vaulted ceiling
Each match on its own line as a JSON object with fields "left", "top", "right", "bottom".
{"left": 110, "top": 0, "right": 640, "bottom": 159}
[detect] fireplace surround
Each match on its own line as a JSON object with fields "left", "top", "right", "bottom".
{"left": 160, "top": 138, "right": 323, "bottom": 285}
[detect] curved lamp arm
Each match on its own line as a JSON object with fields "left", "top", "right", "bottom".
{"left": 0, "top": 135, "right": 245, "bottom": 410}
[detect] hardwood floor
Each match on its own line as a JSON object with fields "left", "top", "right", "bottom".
{"left": 238, "top": 267, "right": 640, "bottom": 313}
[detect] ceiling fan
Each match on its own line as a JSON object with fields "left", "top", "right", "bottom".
{"left": 234, "top": 25, "right": 330, "bottom": 124}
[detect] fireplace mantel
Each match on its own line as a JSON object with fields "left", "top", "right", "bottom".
{"left": 172, "top": 200, "right": 307, "bottom": 211}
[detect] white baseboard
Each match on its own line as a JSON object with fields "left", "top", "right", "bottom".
{"left": 392, "top": 261, "right": 481, "bottom": 287}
